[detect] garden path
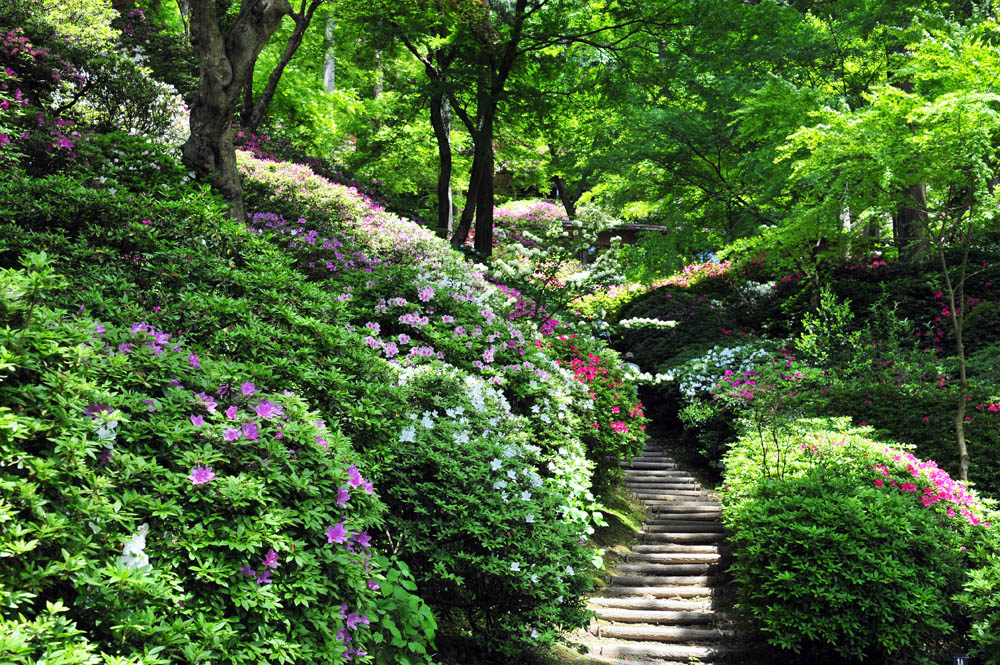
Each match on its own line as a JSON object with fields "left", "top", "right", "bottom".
{"left": 568, "top": 439, "right": 735, "bottom": 663}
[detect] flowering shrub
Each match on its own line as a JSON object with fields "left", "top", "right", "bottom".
{"left": 0, "top": 257, "right": 436, "bottom": 664}
{"left": 541, "top": 334, "right": 646, "bottom": 488}
{"left": 372, "top": 363, "right": 593, "bottom": 659}
{"left": 722, "top": 417, "right": 997, "bottom": 662}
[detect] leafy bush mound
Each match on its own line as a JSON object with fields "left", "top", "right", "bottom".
{"left": 0, "top": 147, "right": 646, "bottom": 663}
{"left": 375, "top": 363, "right": 592, "bottom": 658}
{"left": 722, "top": 417, "right": 998, "bottom": 663}
{"left": 0, "top": 257, "right": 434, "bottom": 665}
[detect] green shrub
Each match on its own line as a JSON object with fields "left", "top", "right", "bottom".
{"left": 539, "top": 333, "right": 646, "bottom": 489}
{"left": 371, "top": 363, "right": 593, "bottom": 660}
{"left": 727, "top": 470, "right": 963, "bottom": 662}
{"left": 955, "top": 526, "right": 1000, "bottom": 664}
{"left": 0, "top": 256, "right": 437, "bottom": 664}
{"left": 722, "top": 418, "right": 995, "bottom": 663}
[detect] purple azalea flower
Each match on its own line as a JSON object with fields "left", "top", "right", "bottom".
{"left": 242, "top": 422, "right": 259, "bottom": 441}
{"left": 85, "top": 402, "right": 111, "bottom": 418}
{"left": 256, "top": 569, "right": 273, "bottom": 584}
{"left": 366, "top": 578, "right": 380, "bottom": 591}
{"left": 347, "top": 465, "right": 363, "bottom": 488}
{"left": 326, "top": 522, "right": 348, "bottom": 544}
{"left": 336, "top": 486, "right": 350, "bottom": 506}
{"left": 261, "top": 548, "right": 279, "bottom": 569}
{"left": 316, "top": 435, "right": 327, "bottom": 450}
{"left": 352, "top": 530, "right": 372, "bottom": 548}
{"left": 345, "top": 612, "right": 369, "bottom": 630}
{"left": 240, "top": 564, "right": 256, "bottom": 577}
{"left": 225, "top": 405, "right": 239, "bottom": 420}
{"left": 336, "top": 628, "right": 351, "bottom": 643}
{"left": 255, "top": 400, "right": 282, "bottom": 419}
{"left": 223, "top": 428, "right": 241, "bottom": 442}
{"left": 189, "top": 352, "right": 200, "bottom": 368}
{"left": 190, "top": 414, "right": 205, "bottom": 427}
{"left": 188, "top": 465, "right": 216, "bottom": 485}
{"left": 241, "top": 381, "right": 258, "bottom": 397}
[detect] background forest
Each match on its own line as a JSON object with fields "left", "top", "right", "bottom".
{"left": 1, "top": 0, "right": 1000, "bottom": 664}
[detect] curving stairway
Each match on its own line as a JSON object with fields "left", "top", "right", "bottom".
{"left": 573, "top": 439, "right": 734, "bottom": 664}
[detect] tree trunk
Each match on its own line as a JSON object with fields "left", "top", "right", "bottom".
{"left": 322, "top": 15, "right": 335, "bottom": 92}
{"left": 473, "top": 104, "right": 496, "bottom": 256}
{"left": 430, "top": 91, "right": 453, "bottom": 237}
{"left": 182, "top": 0, "right": 291, "bottom": 221}
{"left": 451, "top": 147, "right": 483, "bottom": 247}
{"left": 893, "top": 183, "right": 928, "bottom": 259}
{"left": 552, "top": 175, "right": 577, "bottom": 219}
{"left": 243, "top": 0, "right": 323, "bottom": 136}
{"left": 176, "top": 0, "right": 191, "bottom": 36}
{"left": 373, "top": 50, "right": 383, "bottom": 99}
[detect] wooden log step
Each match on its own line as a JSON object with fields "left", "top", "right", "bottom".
{"left": 589, "top": 596, "right": 712, "bottom": 611}
{"left": 628, "top": 543, "right": 720, "bottom": 554}
{"left": 593, "top": 607, "right": 714, "bottom": 625}
{"left": 638, "top": 532, "right": 726, "bottom": 544}
{"left": 631, "top": 490, "right": 708, "bottom": 497}
{"left": 646, "top": 501, "right": 721, "bottom": 510}
{"left": 601, "top": 584, "right": 714, "bottom": 598}
{"left": 625, "top": 470, "right": 692, "bottom": 478}
{"left": 623, "top": 551, "right": 721, "bottom": 564}
{"left": 624, "top": 481, "right": 700, "bottom": 489}
{"left": 625, "top": 478, "right": 700, "bottom": 486}
{"left": 614, "top": 563, "right": 713, "bottom": 576}
{"left": 648, "top": 511, "right": 720, "bottom": 521}
{"left": 593, "top": 624, "right": 732, "bottom": 643}
{"left": 591, "top": 638, "right": 720, "bottom": 662}
{"left": 643, "top": 523, "right": 726, "bottom": 534}
{"left": 610, "top": 574, "right": 715, "bottom": 587}
{"left": 623, "top": 462, "right": 679, "bottom": 470}
{"left": 641, "top": 502, "right": 721, "bottom": 511}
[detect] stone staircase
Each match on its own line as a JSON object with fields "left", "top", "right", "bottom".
{"left": 573, "top": 440, "right": 733, "bottom": 664}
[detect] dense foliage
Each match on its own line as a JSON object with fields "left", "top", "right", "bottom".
{"left": 6, "top": 0, "right": 1000, "bottom": 662}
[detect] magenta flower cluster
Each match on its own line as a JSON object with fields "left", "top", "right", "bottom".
{"left": 872, "top": 449, "right": 992, "bottom": 528}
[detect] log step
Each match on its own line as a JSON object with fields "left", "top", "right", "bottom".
{"left": 643, "top": 523, "right": 726, "bottom": 534}
{"left": 624, "top": 470, "right": 693, "bottom": 478}
{"left": 593, "top": 624, "right": 733, "bottom": 643}
{"left": 632, "top": 491, "right": 707, "bottom": 498}
{"left": 611, "top": 575, "right": 715, "bottom": 587}
{"left": 623, "top": 551, "right": 721, "bottom": 564}
{"left": 588, "top": 596, "right": 712, "bottom": 611}
{"left": 638, "top": 532, "right": 726, "bottom": 544}
{"left": 594, "top": 608, "right": 714, "bottom": 625}
{"left": 629, "top": 543, "right": 720, "bottom": 554}
{"left": 601, "top": 584, "right": 714, "bottom": 598}
{"left": 615, "top": 563, "right": 713, "bottom": 576}
{"left": 591, "top": 638, "right": 721, "bottom": 661}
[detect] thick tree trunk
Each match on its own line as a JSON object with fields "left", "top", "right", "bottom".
{"left": 893, "top": 183, "right": 928, "bottom": 259}
{"left": 552, "top": 175, "right": 578, "bottom": 219}
{"left": 430, "top": 92, "right": 453, "bottom": 237}
{"left": 243, "top": 1, "right": 323, "bottom": 135}
{"left": 451, "top": 148, "right": 483, "bottom": 247}
{"left": 473, "top": 106, "right": 496, "bottom": 256}
{"left": 182, "top": 0, "right": 291, "bottom": 221}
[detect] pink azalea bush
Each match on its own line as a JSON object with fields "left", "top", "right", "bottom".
{"left": 722, "top": 417, "right": 997, "bottom": 662}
